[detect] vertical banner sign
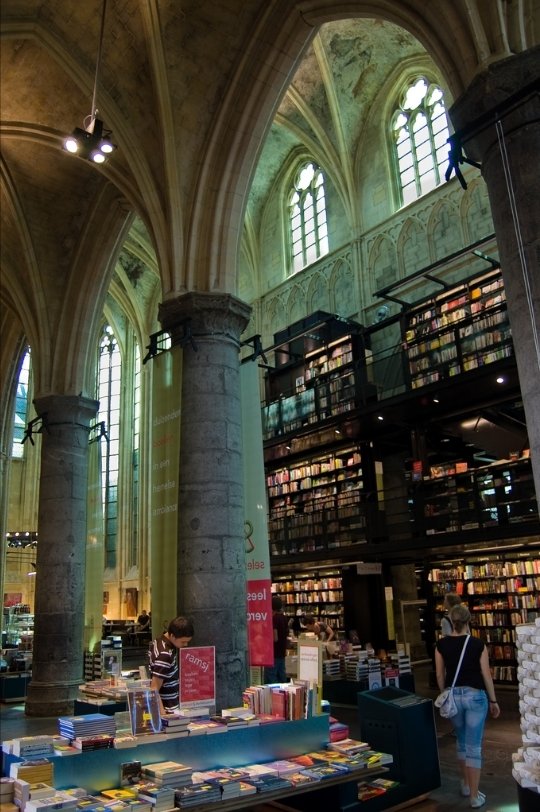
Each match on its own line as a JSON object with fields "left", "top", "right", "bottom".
{"left": 240, "top": 360, "right": 273, "bottom": 666}
{"left": 150, "top": 346, "right": 182, "bottom": 635}
{"left": 179, "top": 646, "right": 216, "bottom": 708}
{"left": 85, "top": 436, "right": 104, "bottom": 651}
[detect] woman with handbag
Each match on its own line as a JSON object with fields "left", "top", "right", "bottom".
{"left": 435, "top": 603, "right": 500, "bottom": 809}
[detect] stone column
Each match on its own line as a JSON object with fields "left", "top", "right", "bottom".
{"left": 159, "top": 292, "right": 252, "bottom": 711}
{"left": 25, "top": 395, "right": 98, "bottom": 716}
{"left": 449, "top": 48, "right": 540, "bottom": 499}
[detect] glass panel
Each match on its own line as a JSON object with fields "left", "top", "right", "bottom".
{"left": 400, "top": 166, "right": 415, "bottom": 185}
{"left": 418, "top": 155, "right": 435, "bottom": 175}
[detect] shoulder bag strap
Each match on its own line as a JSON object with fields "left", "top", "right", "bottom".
{"left": 450, "top": 634, "right": 471, "bottom": 688}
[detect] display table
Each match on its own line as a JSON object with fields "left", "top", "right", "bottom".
{"left": 2, "top": 715, "right": 389, "bottom": 812}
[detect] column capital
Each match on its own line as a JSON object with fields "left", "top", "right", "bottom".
{"left": 159, "top": 292, "right": 251, "bottom": 345}
{"left": 33, "top": 394, "right": 99, "bottom": 429}
{"left": 449, "top": 46, "right": 539, "bottom": 163}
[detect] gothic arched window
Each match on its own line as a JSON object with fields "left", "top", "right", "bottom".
{"left": 392, "top": 77, "right": 450, "bottom": 206}
{"left": 98, "top": 325, "right": 121, "bottom": 570}
{"left": 289, "top": 162, "right": 329, "bottom": 274}
{"left": 12, "top": 349, "right": 31, "bottom": 459}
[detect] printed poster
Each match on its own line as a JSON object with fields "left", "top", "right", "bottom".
{"left": 150, "top": 345, "right": 182, "bottom": 634}
{"left": 240, "top": 360, "right": 273, "bottom": 666}
{"left": 179, "top": 646, "right": 215, "bottom": 707}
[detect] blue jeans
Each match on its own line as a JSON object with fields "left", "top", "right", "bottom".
{"left": 451, "top": 686, "right": 488, "bottom": 769}
{"left": 264, "top": 657, "right": 286, "bottom": 683}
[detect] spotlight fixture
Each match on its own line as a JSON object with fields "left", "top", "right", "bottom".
{"left": 64, "top": 117, "right": 115, "bottom": 164}
{"left": 63, "top": 0, "right": 116, "bottom": 164}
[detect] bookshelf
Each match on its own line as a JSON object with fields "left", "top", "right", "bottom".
{"left": 271, "top": 571, "right": 344, "bottom": 632}
{"left": 262, "top": 313, "right": 375, "bottom": 440}
{"left": 266, "top": 443, "right": 381, "bottom": 557}
{"left": 409, "top": 456, "right": 538, "bottom": 536}
{"left": 403, "top": 269, "right": 512, "bottom": 389}
{"left": 429, "top": 557, "right": 540, "bottom": 684}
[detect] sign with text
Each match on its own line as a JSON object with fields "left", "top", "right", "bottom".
{"left": 246, "top": 579, "right": 273, "bottom": 665}
{"left": 179, "top": 646, "right": 215, "bottom": 707}
{"left": 150, "top": 347, "right": 182, "bottom": 633}
{"left": 241, "top": 361, "right": 273, "bottom": 666}
{"left": 298, "top": 641, "right": 323, "bottom": 685}
{"left": 356, "top": 562, "right": 382, "bottom": 575}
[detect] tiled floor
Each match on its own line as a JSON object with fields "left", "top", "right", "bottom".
{"left": 0, "top": 662, "right": 526, "bottom": 811}
{"left": 336, "top": 663, "right": 523, "bottom": 812}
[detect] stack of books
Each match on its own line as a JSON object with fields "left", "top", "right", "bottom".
{"left": 189, "top": 720, "right": 227, "bottom": 735}
{"left": 174, "top": 783, "right": 221, "bottom": 807}
{"left": 8, "top": 760, "right": 54, "bottom": 786}
{"left": 159, "top": 716, "right": 190, "bottom": 736}
{"left": 58, "top": 714, "right": 116, "bottom": 741}
{"left": 393, "top": 652, "right": 412, "bottom": 674}
{"left": 262, "top": 759, "right": 302, "bottom": 777}
{"left": 191, "top": 767, "right": 248, "bottom": 786}
{"left": 142, "top": 761, "right": 193, "bottom": 788}
{"left": 329, "top": 717, "right": 349, "bottom": 742}
{"left": 11, "top": 736, "right": 55, "bottom": 758}
{"left": 209, "top": 714, "right": 248, "bottom": 729}
{"left": 24, "top": 793, "right": 78, "bottom": 812}
{"left": 244, "top": 774, "right": 292, "bottom": 793}
{"left": 72, "top": 734, "right": 114, "bottom": 752}
{"left": 0, "top": 778, "right": 15, "bottom": 807}
{"left": 13, "top": 780, "right": 55, "bottom": 808}
{"left": 102, "top": 799, "right": 151, "bottom": 812}
{"left": 301, "top": 762, "right": 350, "bottom": 781}
{"left": 132, "top": 784, "right": 175, "bottom": 812}
{"left": 101, "top": 789, "right": 138, "bottom": 803}
{"left": 221, "top": 707, "right": 261, "bottom": 726}
{"left": 287, "top": 771, "right": 318, "bottom": 788}
{"left": 322, "top": 659, "right": 341, "bottom": 680}
{"left": 72, "top": 794, "right": 109, "bottom": 811}
{"left": 174, "top": 706, "right": 211, "bottom": 719}
{"left": 328, "top": 737, "right": 370, "bottom": 756}
{"left": 241, "top": 764, "right": 278, "bottom": 780}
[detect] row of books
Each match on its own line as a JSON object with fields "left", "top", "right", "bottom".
{"left": 3, "top": 740, "right": 394, "bottom": 810}
{"left": 242, "top": 680, "right": 319, "bottom": 720}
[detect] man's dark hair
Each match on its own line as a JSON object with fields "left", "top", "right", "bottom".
{"left": 168, "top": 616, "right": 194, "bottom": 638}
{"left": 272, "top": 596, "right": 283, "bottom": 611}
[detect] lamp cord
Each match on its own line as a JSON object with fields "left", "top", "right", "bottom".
{"left": 91, "top": 0, "right": 108, "bottom": 122}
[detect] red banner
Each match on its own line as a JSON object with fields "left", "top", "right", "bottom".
{"left": 246, "top": 579, "right": 273, "bottom": 665}
{"left": 241, "top": 361, "right": 274, "bottom": 666}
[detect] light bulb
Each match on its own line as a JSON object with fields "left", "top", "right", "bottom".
{"left": 64, "top": 136, "right": 79, "bottom": 153}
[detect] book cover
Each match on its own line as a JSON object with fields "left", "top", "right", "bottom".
{"left": 358, "top": 782, "right": 386, "bottom": 800}
{"left": 120, "top": 762, "right": 142, "bottom": 787}
{"left": 126, "top": 689, "right": 161, "bottom": 736}
{"left": 101, "top": 789, "right": 137, "bottom": 801}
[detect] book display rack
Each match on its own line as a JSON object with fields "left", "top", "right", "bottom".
{"left": 271, "top": 571, "right": 344, "bottom": 631}
{"left": 1, "top": 714, "right": 397, "bottom": 811}
{"left": 409, "top": 456, "right": 538, "bottom": 536}
{"left": 267, "top": 444, "right": 378, "bottom": 558}
{"left": 429, "top": 557, "right": 540, "bottom": 684}
{"left": 262, "top": 313, "right": 374, "bottom": 442}
{"left": 403, "top": 268, "right": 512, "bottom": 390}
